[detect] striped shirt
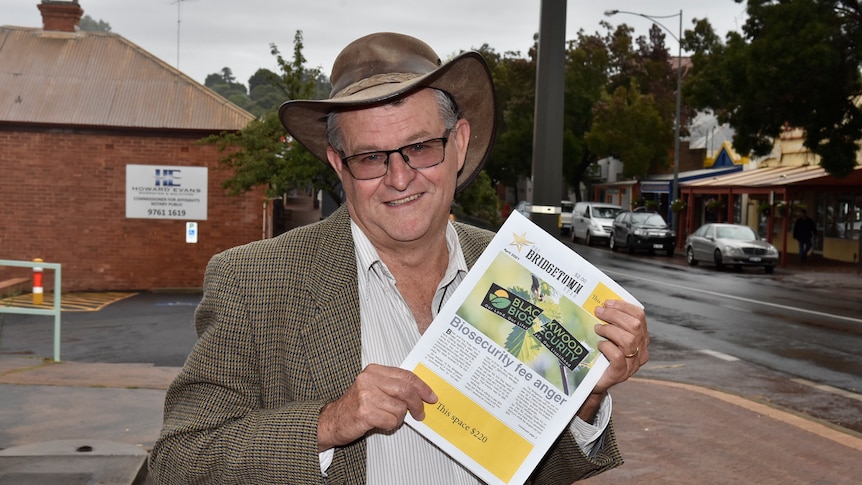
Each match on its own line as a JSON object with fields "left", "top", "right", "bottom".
{"left": 320, "top": 220, "right": 610, "bottom": 483}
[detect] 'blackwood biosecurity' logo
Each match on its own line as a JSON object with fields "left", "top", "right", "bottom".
{"left": 481, "top": 283, "right": 543, "bottom": 330}
{"left": 534, "top": 320, "right": 590, "bottom": 370}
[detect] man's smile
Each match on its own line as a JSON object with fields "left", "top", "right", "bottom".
{"left": 386, "top": 193, "right": 423, "bottom": 206}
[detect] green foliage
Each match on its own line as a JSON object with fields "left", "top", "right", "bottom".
{"left": 200, "top": 31, "right": 341, "bottom": 203}
{"left": 502, "top": 281, "right": 563, "bottom": 364}
{"left": 201, "top": 110, "right": 342, "bottom": 202}
{"left": 684, "top": 0, "right": 862, "bottom": 178}
{"left": 200, "top": 23, "right": 694, "bottom": 210}
{"left": 480, "top": 22, "right": 684, "bottom": 199}
{"left": 562, "top": 31, "right": 612, "bottom": 198}
{"left": 269, "top": 32, "right": 328, "bottom": 103}
{"left": 585, "top": 81, "right": 670, "bottom": 178}
{"left": 590, "top": 18, "right": 685, "bottom": 182}
{"left": 79, "top": 15, "right": 111, "bottom": 32}
{"left": 503, "top": 325, "right": 544, "bottom": 363}
{"left": 502, "top": 283, "right": 545, "bottom": 363}
{"left": 480, "top": 43, "right": 537, "bottom": 189}
{"left": 205, "top": 68, "right": 268, "bottom": 117}
{"left": 454, "top": 170, "right": 501, "bottom": 227}
{"left": 248, "top": 84, "right": 283, "bottom": 111}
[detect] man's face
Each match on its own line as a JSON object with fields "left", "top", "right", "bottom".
{"left": 326, "top": 89, "right": 470, "bottom": 250}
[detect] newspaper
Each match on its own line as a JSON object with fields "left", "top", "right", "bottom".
{"left": 401, "top": 210, "right": 641, "bottom": 484}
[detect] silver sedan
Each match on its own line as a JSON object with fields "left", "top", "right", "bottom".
{"left": 685, "top": 223, "right": 779, "bottom": 273}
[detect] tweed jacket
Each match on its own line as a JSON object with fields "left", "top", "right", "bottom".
{"left": 148, "top": 205, "right": 623, "bottom": 484}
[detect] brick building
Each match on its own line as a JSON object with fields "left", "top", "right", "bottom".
{"left": 0, "top": 1, "right": 262, "bottom": 291}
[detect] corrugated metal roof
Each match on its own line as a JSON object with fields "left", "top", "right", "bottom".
{"left": 0, "top": 26, "right": 254, "bottom": 131}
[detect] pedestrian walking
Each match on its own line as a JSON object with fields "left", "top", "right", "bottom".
{"left": 793, "top": 209, "right": 817, "bottom": 262}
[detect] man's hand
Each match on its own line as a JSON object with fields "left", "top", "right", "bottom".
{"left": 577, "top": 300, "right": 649, "bottom": 422}
{"left": 317, "top": 364, "right": 437, "bottom": 451}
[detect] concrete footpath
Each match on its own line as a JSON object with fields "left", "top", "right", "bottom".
{"left": 2, "top": 357, "right": 862, "bottom": 484}
{"left": 1, "top": 262, "right": 861, "bottom": 484}
{"left": 0, "top": 357, "right": 175, "bottom": 484}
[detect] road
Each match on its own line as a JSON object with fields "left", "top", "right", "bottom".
{"left": 2, "top": 241, "right": 861, "bottom": 433}
{"left": 0, "top": 292, "right": 200, "bottom": 367}
{"left": 565, "top": 237, "right": 862, "bottom": 434}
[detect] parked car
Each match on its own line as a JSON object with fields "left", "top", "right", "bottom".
{"left": 558, "top": 200, "right": 574, "bottom": 235}
{"left": 610, "top": 210, "right": 676, "bottom": 256}
{"left": 570, "top": 202, "right": 622, "bottom": 246}
{"left": 685, "top": 223, "right": 779, "bottom": 273}
{"left": 514, "top": 200, "right": 531, "bottom": 220}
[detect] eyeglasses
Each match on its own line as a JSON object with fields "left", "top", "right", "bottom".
{"left": 340, "top": 130, "right": 451, "bottom": 180}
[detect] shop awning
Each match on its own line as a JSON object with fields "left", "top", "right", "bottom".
{"left": 641, "top": 166, "right": 742, "bottom": 194}
{"left": 681, "top": 165, "right": 862, "bottom": 195}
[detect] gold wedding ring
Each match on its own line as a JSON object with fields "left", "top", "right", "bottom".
{"left": 624, "top": 346, "right": 639, "bottom": 359}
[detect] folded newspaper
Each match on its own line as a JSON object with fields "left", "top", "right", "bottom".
{"left": 401, "top": 210, "right": 641, "bottom": 484}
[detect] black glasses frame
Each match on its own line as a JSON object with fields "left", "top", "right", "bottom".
{"left": 340, "top": 130, "right": 452, "bottom": 180}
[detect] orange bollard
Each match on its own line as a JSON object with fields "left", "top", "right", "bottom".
{"left": 33, "top": 258, "right": 43, "bottom": 305}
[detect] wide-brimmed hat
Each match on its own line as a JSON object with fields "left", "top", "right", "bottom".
{"left": 278, "top": 32, "right": 496, "bottom": 193}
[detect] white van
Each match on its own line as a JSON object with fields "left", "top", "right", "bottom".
{"left": 570, "top": 202, "right": 623, "bottom": 246}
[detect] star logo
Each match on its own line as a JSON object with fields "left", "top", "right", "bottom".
{"left": 509, "top": 232, "right": 534, "bottom": 253}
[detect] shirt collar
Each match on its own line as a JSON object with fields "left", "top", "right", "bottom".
{"left": 350, "top": 220, "right": 469, "bottom": 281}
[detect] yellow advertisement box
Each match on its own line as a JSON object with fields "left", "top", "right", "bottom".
{"left": 582, "top": 281, "right": 622, "bottom": 318}
{"left": 414, "top": 363, "right": 533, "bottom": 483}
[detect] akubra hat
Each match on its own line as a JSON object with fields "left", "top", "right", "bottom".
{"left": 278, "top": 32, "right": 496, "bottom": 193}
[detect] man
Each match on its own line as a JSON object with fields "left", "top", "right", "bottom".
{"left": 149, "top": 32, "right": 649, "bottom": 484}
{"left": 793, "top": 209, "right": 816, "bottom": 261}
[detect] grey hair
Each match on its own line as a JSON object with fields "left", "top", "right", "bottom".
{"left": 325, "top": 88, "right": 460, "bottom": 155}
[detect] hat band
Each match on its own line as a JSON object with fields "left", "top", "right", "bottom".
{"left": 334, "top": 72, "right": 423, "bottom": 98}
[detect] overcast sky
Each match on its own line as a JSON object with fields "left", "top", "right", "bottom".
{"left": 5, "top": 0, "right": 748, "bottom": 86}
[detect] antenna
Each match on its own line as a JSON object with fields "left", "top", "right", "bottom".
{"left": 170, "top": 0, "right": 197, "bottom": 70}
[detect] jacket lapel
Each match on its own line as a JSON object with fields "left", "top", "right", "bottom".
{"left": 301, "top": 206, "right": 363, "bottom": 402}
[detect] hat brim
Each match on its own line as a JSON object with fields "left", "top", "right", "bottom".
{"left": 278, "top": 51, "right": 496, "bottom": 193}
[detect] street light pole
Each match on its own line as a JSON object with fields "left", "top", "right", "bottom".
{"left": 604, "top": 9, "right": 683, "bottom": 230}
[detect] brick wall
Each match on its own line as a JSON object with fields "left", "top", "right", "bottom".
{"left": 0, "top": 127, "right": 264, "bottom": 291}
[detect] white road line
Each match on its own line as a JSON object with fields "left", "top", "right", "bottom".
{"left": 698, "top": 349, "right": 740, "bottom": 361}
{"left": 791, "top": 378, "right": 862, "bottom": 403}
{"left": 603, "top": 269, "right": 862, "bottom": 325}
{"left": 720, "top": 304, "right": 751, "bottom": 314}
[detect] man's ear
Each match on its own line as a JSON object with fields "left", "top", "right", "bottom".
{"left": 452, "top": 118, "right": 471, "bottom": 173}
{"left": 326, "top": 147, "right": 346, "bottom": 180}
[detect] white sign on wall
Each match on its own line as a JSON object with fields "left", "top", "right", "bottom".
{"left": 126, "top": 164, "right": 208, "bottom": 220}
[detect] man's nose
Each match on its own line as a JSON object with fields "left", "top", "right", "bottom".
{"left": 384, "top": 151, "right": 416, "bottom": 188}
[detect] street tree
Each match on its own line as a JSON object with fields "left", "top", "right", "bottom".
{"left": 562, "top": 30, "right": 611, "bottom": 201}
{"left": 201, "top": 31, "right": 342, "bottom": 205}
{"left": 684, "top": 0, "right": 862, "bottom": 178}
{"left": 483, "top": 42, "right": 537, "bottom": 190}
{"left": 452, "top": 171, "right": 501, "bottom": 228}
{"left": 580, "top": 21, "right": 680, "bottom": 183}
{"left": 481, "top": 23, "right": 682, "bottom": 203}
{"left": 248, "top": 68, "right": 286, "bottom": 113}
{"left": 586, "top": 81, "right": 669, "bottom": 179}
{"left": 204, "top": 68, "right": 260, "bottom": 116}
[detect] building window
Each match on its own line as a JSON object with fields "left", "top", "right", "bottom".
{"left": 822, "top": 194, "right": 861, "bottom": 240}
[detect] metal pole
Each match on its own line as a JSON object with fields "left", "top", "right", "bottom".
{"left": 531, "top": 0, "right": 567, "bottom": 234}
{"left": 672, "top": 9, "right": 682, "bottom": 232}
{"left": 604, "top": 9, "right": 683, "bottom": 230}
{"left": 53, "top": 264, "right": 62, "bottom": 362}
{"left": 0, "top": 259, "right": 63, "bottom": 362}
